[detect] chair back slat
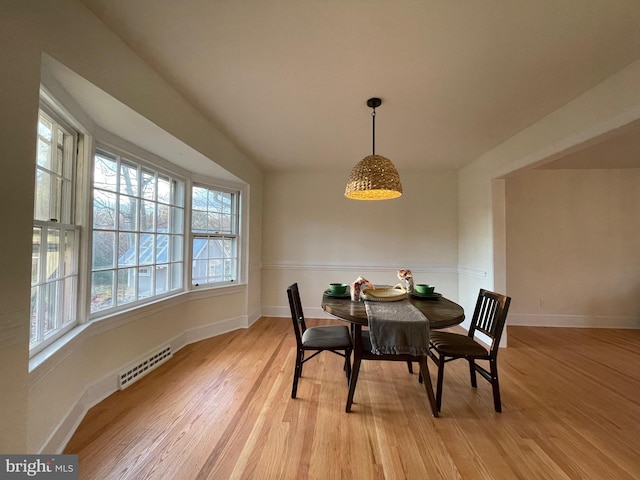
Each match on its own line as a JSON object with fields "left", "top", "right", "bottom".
{"left": 468, "top": 289, "right": 511, "bottom": 355}
{"left": 287, "top": 283, "right": 307, "bottom": 347}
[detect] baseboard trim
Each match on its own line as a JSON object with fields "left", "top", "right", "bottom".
{"left": 508, "top": 313, "right": 640, "bottom": 329}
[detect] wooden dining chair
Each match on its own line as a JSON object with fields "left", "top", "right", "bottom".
{"left": 287, "top": 283, "right": 353, "bottom": 399}
{"left": 346, "top": 328, "right": 439, "bottom": 417}
{"left": 427, "top": 288, "right": 511, "bottom": 412}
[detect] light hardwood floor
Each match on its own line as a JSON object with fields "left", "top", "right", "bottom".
{"left": 65, "top": 318, "right": 640, "bottom": 479}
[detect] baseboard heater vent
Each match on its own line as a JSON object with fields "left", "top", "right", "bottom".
{"left": 118, "top": 345, "right": 172, "bottom": 390}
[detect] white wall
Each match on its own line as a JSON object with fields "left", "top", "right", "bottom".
{"left": 458, "top": 58, "right": 640, "bottom": 330}
{"left": 0, "top": 0, "right": 262, "bottom": 453}
{"left": 262, "top": 170, "right": 459, "bottom": 317}
{"left": 506, "top": 169, "right": 640, "bottom": 327}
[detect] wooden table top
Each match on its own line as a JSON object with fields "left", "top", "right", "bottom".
{"left": 321, "top": 292, "right": 465, "bottom": 329}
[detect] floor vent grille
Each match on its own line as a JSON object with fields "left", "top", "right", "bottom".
{"left": 118, "top": 345, "right": 172, "bottom": 390}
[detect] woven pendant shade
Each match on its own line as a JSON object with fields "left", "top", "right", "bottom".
{"left": 345, "top": 97, "right": 402, "bottom": 200}
{"left": 345, "top": 155, "right": 403, "bottom": 200}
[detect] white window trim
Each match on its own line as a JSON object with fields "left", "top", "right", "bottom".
{"left": 30, "top": 81, "right": 250, "bottom": 362}
{"left": 189, "top": 175, "right": 248, "bottom": 290}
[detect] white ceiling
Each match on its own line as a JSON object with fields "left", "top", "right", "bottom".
{"left": 79, "top": 0, "right": 640, "bottom": 172}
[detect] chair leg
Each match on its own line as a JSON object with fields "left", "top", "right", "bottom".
{"left": 436, "top": 355, "right": 446, "bottom": 412}
{"left": 418, "top": 357, "right": 438, "bottom": 417}
{"left": 298, "top": 352, "right": 304, "bottom": 378}
{"left": 291, "top": 350, "right": 303, "bottom": 399}
{"left": 490, "top": 359, "right": 502, "bottom": 412}
{"left": 345, "top": 349, "right": 352, "bottom": 382}
{"left": 407, "top": 361, "right": 413, "bottom": 374}
{"left": 345, "top": 355, "right": 361, "bottom": 412}
{"left": 469, "top": 359, "right": 477, "bottom": 387}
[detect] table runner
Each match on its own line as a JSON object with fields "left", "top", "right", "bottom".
{"left": 364, "top": 299, "right": 430, "bottom": 355}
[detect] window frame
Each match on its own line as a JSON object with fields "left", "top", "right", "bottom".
{"left": 88, "top": 143, "right": 188, "bottom": 318}
{"left": 190, "top": 182, "right": 242, "bottom": 288}
{"left": 30, "top": 101, "right": 81, "bottom": 355}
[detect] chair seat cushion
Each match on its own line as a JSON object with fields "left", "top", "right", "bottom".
{"left": 429, "top": 331, "right": 489, "bottom": 358}
{"left": 302, "top": 325, "right": 352, "bottom": 349}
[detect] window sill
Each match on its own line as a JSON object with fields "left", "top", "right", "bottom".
{"left": 29, "top": 283, "right": 247, "bottom": 378}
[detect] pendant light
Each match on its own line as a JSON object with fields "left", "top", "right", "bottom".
{"left": 345, "top": 98, "right": 402, "bottom": 200}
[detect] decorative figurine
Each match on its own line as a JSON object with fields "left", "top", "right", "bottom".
{"left": 397, "top": 269, "right": 414, "bottom": 294}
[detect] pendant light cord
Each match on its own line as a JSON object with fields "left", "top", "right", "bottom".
{"left": 371, "top": 107, "right": 376, "bottom": 155}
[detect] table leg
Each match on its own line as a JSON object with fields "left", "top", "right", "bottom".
{"left": 345, "top": 324, "right": 362, "bottom": 413}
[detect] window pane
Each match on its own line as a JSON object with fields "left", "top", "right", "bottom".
{"left": 50, "top": 175, "right": 63, "bottom": 222}
{"left": 54, "top": 131, "right": 64, "bottom": 174}
{"left": 155, "top": 265, "right": 168, "bottom": 295}
{"left": 171, "top": 207, "right": 184, "bottom": 234}
{"left": 37, "top": 136, "right": 51, "bottom": 169}
{"left": 192, "top": 211, "right": 208, "bottom": 232}
{"left": 94, "top": 153, "right": 118, "bottom": 191}
{"left": 171, "top": 235, "right": 183, "bottom": 262}
{"left": 224, "top": 258, "right": 237, "bottom": 281}
{"left": 117, "top": 268, "right": 137, "bottom": 305}
{"left": 192, "top": 186, "right": 207, "bottom": 210}
{"left": 34, "top": 170, "right": 52, "bottom": 221}
{"left": 137, "top": 234, "right": 153, "bottom": 266}
{"left": 30, "top": 286, "right": 39, "bottom": 344}
{"left": 93, "top": 190, "right": 117, "bottom": 229}
{"left": 118, "top": 232, "right": 137, "bottom": 267}
{"left": 44, "top": 280, "right": 60, "bottom": 335}
{"left": 140, "top": 200, "right": 155, "bottom": 232}
{"left": 157, "top": 175, "right": 170, "bottom": 203}
{"left": 157, "top": 204, "right": 169, "bottom": 232}
{"left": 63, "top": 276, "right": 76, "bottom": 324}
{"left": 141, "top": 170, "right": 156, "bottom": 200}
{"left": 63, "top": 230, "right": 76, "bottom": 276}
{"left": 156, "top": 235, "right": 169, "bottom": 263}
{"left": 118, "top": 196, "right": 138, "bottom": 231}
{"left": 91, "top": 271, "right": 114, "bottom": 312}
{"left": 170, "top": 263, "right": 182, "bottom": 290}
{"left": 173, "top": 179, "right": 185, "bottom": 207}
{"left": 92, "top": 231, "right": 115, "bottom": 269}
{"left": 138, "top": 268, "right": 152, "bottom": 299}
{"left": 208, "top": 212, "right": 221, "bottom": 232}
{"left": 192, "top": 257, "right": 207, "bottom": 285}
{"left": 46, "top": 229, "right": 60, "bottom": 281}
{"left": 32, "top": 228, "right": 41, "bottom": 285}
{"left": 119, "top": 162, "right": 138, "bottom": 197}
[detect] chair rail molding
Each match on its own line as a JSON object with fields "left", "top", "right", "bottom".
{"left": 457, "top": 266, "right": 488, "bottom": 278}
{"left": 262, "top": 263, "right": 459, "bottom": 275}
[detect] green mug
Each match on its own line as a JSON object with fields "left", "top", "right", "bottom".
{"left": 329, "top": 283, "right": 348, "bottom": 295}
{"left": 415, "top": 284, "right": 435, "bottom": 295}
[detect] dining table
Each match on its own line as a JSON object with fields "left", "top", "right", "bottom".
{"left": 321, "top": 289, "right": 465, "bottom": 414}
{"left": 321, "top": 290, "right": 465, "bottom": 329}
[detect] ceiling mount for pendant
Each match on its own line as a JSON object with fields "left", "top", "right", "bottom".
{"left": 345, "top": 97, "right": 403, "bottom": 200}
{"left": 367, "top": 97, "right": 382, "bottom": 109}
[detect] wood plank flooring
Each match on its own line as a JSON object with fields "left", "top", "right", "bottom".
{"left": 64, "top": 318, "right": 640, "bottom": 479}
